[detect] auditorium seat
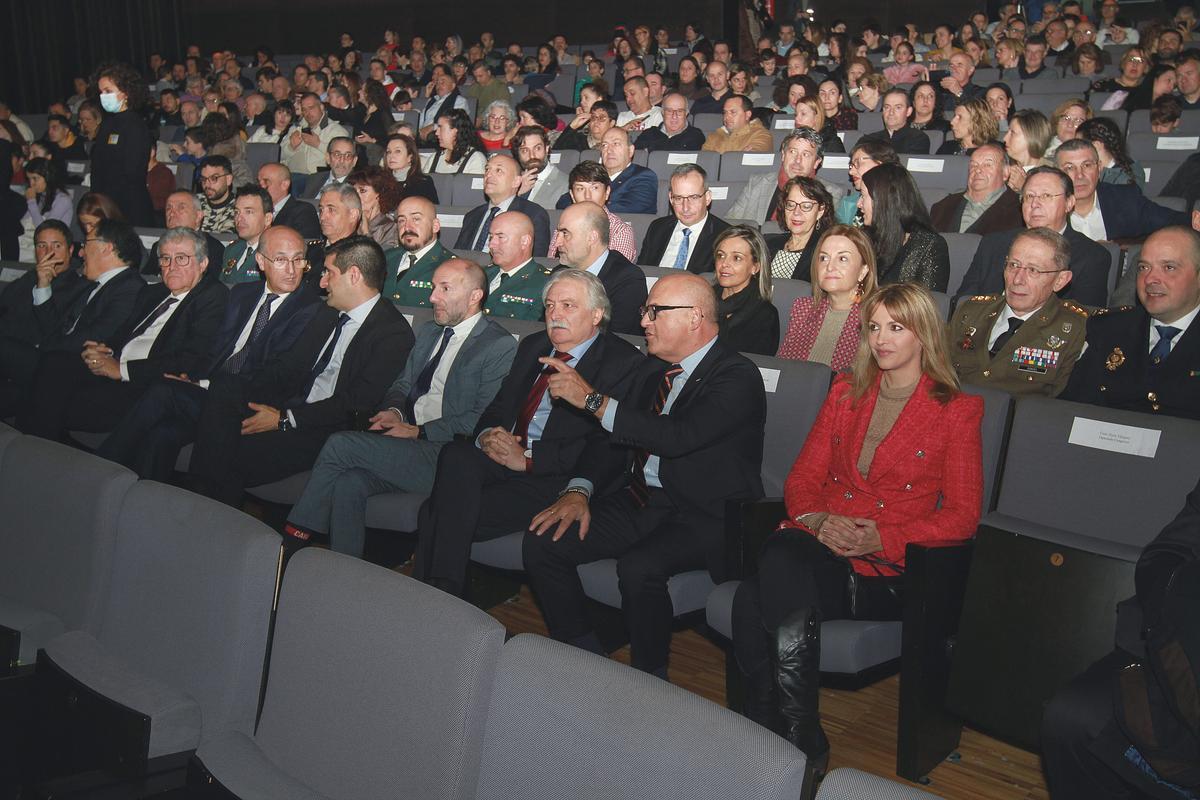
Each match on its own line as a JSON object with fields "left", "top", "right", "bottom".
{"left": 769, "top": 278, "right": 812, "bottom": 329}
{"left": 192, "top": 548, "right": 504, "bottom": 800}
{"left": 450, "top": 173, "right": 487, "bottom": 206}
{"left": 244, "top": 142, "right": 280, "bottom": 178}
{"left": 1019, "top": 76, "right": 1091, "bottom": 94}
{"left": 646, "top": 149, "right": 720, "bottom": 178}
{"left": 899, "top": 155, "right": 969, "bottom": 190}
{"left": 943, "top": 233, "right": 982, "bottom": 299}
{"left": 718, "top": 150, "right": 778, "bottom": 181}
{"left": 1141, "top": 160, "right": 1179, "bottom": 198}
{"left": 1127, "top": 131, "right": 1199, "bottom": 163}
{"left": 816, "top": 768, "right": 943, "bottom": 799}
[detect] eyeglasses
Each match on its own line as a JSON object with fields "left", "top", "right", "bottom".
{"left": 329, "top": 151, "right": 357, "bottom": 160}
{"left": 1127, "top": 56, "right": 1146, "bottom": 63}
{"left": 1021, "top": 191, "right": 1065, "bottom": 204}
{"left": 159, "top": 253, "right": 198, "bottom": 267}
{"left": 639, "top": 304, "right": 695, "bottom": 320}
{"left": 267, "top": 255, "right": 310, "bottom": 270}
{"left": 1060, "top": 116, "right": 1086, "bottom": 126}
{"left": 669, "top": 193, "right": 707, "bottom": 204}
{"left": 782, "top": 199, "right": 819, "bottom": 213}
{"left": 1004, "top": 258, "right": 1065, "bottom": 277}
{"left": 200, "top": 172, "right": 231, "bottom": 184}
{"left": 1059, "top": 160, "right": 1098, "bottom": 173}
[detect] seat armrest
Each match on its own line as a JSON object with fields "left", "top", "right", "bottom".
{"left": 724, "top": 498, "right": 786, "bottom": 581}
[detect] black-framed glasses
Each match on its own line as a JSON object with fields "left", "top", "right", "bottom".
{"left": 158, "top": 254, "right": 196, "bottom": 267}
{"left": 639, "top": 304, "right": 695, "bottom": 320}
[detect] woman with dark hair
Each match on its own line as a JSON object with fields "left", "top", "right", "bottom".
{"left": 249, "top": 103, "right": 298, "bottom": 145}
{"left": 1004, "top": 109, "right": 1053, "bottom": 191}
{"left": 1091, "top": 47, "right": 1148, "bottom": 97}
{"left": 909, "top": 81, "right": 950, "bottom": 133}
{"left": 89, "top": 62, "right": 154, "bottom": 225}
{"left": 712, "top": 225, "right": 780, "bottom": 355}
{"left": 860, "top": 163, "right": 950, "bottom": 291}
{"left": 356, "top": 78, "right": 394, "bottom": 146}
{"left": 383, "top": 134, "right": 438, "bottom": 203}
{"left": 1122, "top": 62, "right": 1176, "bottom": 112}
{"left": 349, "top": 166, "right": 402, "bottom": 248}
{"left": 202, "top": 113, "right": 251, "bottom": 184}
{"left": 836, "top": 138, "right": 901, "bottom": 224}
{"left": 217, "top": 101, "right": 247, "bottom": 133}
{"left": 1078, "top": 117, "right": 1144, "bottom": 189}
{"left": 537, "top": 45, "right": 561, "bottom": 76}
{"left": 938, "top": 97, "right": 999, "bottom": 156}
{"left": 817, "top": 79, "right": 857, "bottom": 131}
{"left": 765, "top": 177, "right": 834, "bottom": 281}
{"left": 422, "top": 108, "right": 487, "bottom": 174}
{"left": 23, "top": 158, "right": 73, "bottom": 227}
{"left": 772, "top": 75, "right": 819, "bottom": 114}
{"left": 984, "top": 82, "right": 1015, "bottom": 133}
{"left": 514, "top": 94, "right": 564, "bottom": 146}
{"left": 677, "top": 57, "right": 703, "bottom": 99}
{"left": 1070, "top": 43, "right": 1105, "bottom": 78}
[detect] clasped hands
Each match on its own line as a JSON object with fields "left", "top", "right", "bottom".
{"left": 81, "top": 341, "right": 120, "bottom": 380}
{"left": 478, "top": 427, "right": 527, "bottom": 471}
{"left": 814, "top": 515, "right": 883, "bottom": 559}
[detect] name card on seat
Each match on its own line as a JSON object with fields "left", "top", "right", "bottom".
{"left": 166, "top": 163, "right": 178, "bottom": 174}
{"left": 759, "top": 367, "right": 780, "bottom": 393}
{"left": 139, "top": 235, "right": 158, "bottom": 251}
{"left": 742, "top": 153, "right": 775, "bottom": 166}
{"left": 1143, "top": 166, "right": 1152, "bottom": 181}
{"left": 823, "top": 155, "right": 850, "bottom": 169}
{"left": 1156, "top": 136, "right": 1198, "bottom": 150}
{"left": 1068, "top": 417, "right": 1161, "bottom": 458}
{"left": 645, "top": 276, "right": 658, "bottom": 290}
{"left": 663, "top": 47, "right": 679, "bottom": 54}
{"left": 1, "top": 267, "right": 27, "bottom": 282}
{"left": 907, "top": 158, "right": 945, "bottom": 173}
{"left": 66, "top": 162, "right": 86, "bottom": 174}
{"left": 774, "top": 119, "right": 796, "bottom": 130}
{"left": 667, "top": 152, "right": 698, "bottom": 164}
{"left": 549, "top": 152, "right": 562, "bottom": 164}
{"left": 471, "top": 177, "right": 484, "bottom": 190}
{"left": 440, "top": 214, "right": 464, "bottom": 227}
{"left": 709, "top": 186, "right": 728, "bottom": 199}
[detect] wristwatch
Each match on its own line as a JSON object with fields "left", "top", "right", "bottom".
{"left": 278, "top": 415, "right": 293, "bottom": 432}
{"left": 584, "top": 392, "right": 604, "bottom": 413}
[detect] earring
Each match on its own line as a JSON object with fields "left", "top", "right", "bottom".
{"left": 854, "top": 280, "right": 865, "bottom": 303}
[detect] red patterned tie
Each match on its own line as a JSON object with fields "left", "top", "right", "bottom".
{"left": 512, "top": 351, "right": 573, "bottom": 445}
{"left": 627, "top": 364, "right": 683, "bottom": 507}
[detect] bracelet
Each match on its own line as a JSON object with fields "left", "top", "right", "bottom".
{"left": 559, "top": 485, "right": 591, "bottom": 501}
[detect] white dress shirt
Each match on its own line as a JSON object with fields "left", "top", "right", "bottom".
{"left": 299, "top": 295, "right": 380, "bottom": 417}
{"left": 1149, "top": 303, "right": 1200, "bottom": 355}
{"left": 657, "top": 216, "right": 708, "bottom": 270}
{"left": 987, "top": 303, "right": 1041, "bottom": 351}
{"left": 1070, "top": 202, "right": 1108, "bottom": 242}
{"left": 411, "top": 311, "right": 482, "bottom": 425}
{"left": 119, "top": 289, "right": 191, "bottom": 381}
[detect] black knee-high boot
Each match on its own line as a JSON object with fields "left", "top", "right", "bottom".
{"left": 775, "top": 606, "right": 830, "bottom": 774}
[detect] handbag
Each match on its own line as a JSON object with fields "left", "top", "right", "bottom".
{"left": 845, "top": 553, "right": 905, "bottom": 621}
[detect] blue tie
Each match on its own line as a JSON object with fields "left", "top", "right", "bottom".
{"left": 672, "top": 228, "right": 692, "bottom": 269}
{"left": 473, "top": 206, "right": 501, "bottom": 252}
{"left": 1150, "top": 325, "right": 1181, "bottom": 368}
{"left": 223, "top": 293, "right": 278, "bottom": 374}
{"left": 404, "top": 326, "right": 455, "bottom": 422}
{"left": 302, "top": 313, "right": 351, "bottom": 399}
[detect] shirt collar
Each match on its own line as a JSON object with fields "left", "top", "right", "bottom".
{"left": 344, "top": 293, "right": 381, "bottom": 324}
{"left": 498, "top": 258, "right": 533, "bottom": 278}
{"left": 1156, "top": 300, "right": 1200, "bottom": 331}
{"left": 449, "top": 310, "right": 483, "bottom": 338}
{"left": 676, "top": 214, "right": 708, "bottom": 234}
{"left": 559, "top": 329, "right": 600, "bottom": 362}
{"left": 94, "top": 265, "right": 129, "bottom": 287}
{"left": 489, "top": 195, "right": 515, "bottom": 213}
{"left": 1001, "top": 302, "right": 1042, "bottom": 322}
{"left": 273, "top": 195, "right": 289, "bottom": 214}
{"left": 584, "top": 250, "right": 608, "bottom": 275}
{"left": 406, "top": 239, "right": 438, "bottom": 262}
{"left": 677, "top": 334, "right": 719, "bottom": 376}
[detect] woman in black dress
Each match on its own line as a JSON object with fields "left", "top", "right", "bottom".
{"left": 860, "top": 163, "right": 950, "bottom": 292}
{"left": 712, "top": 224, "right": 780, "bottom": 355}
{"left": 90, "top": 62, "right": 154, "bottom": 226}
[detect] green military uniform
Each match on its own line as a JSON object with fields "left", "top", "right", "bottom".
{"left": 950, "top": 294, "right": 1089, "bottom": 397}
{"left": 483, "top": 259, "right": 552, "bottom": 321}
{"left": 219, "top": 240, "right": 263, "bottom": 286}
{"left": 383, "top": 240, "right": 455, "bottom": 307}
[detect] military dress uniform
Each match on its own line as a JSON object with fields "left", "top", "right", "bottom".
{"left": 950, "top": 294, "right": 1089, "bottom": 397}
{"left": 1061, "top": 305, "right": 1200, "bottom": 419}
{"left": 382, "top": 241, "right": 455, "bottom": 307}
{"left": 483, "top": 260, "right": 552, "bottom": 321}
{"left": 219, "top": 240, "right": 263, "bottom": 286}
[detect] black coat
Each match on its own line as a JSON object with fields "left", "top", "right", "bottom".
{"left": 111, "top": 278, "right": 229, "bottom": 383}
{"left": 202, "top": 280, "right": 326, "bottom": 378}
{"left": 35, "top": 266, "right": 147, "bottom": 353}
{"left": 90, "top": 110, "right": 155, "bottom": 226}
{"left": 271, "top": 196, "right": 322, "bottom": 241}
{"left": 860, "top": 126, "right": 931, "bottom": 155}
{"left": 638, "top": 214, "right": 731, "bottom": 274}
{"left": 764, "top": 233, "right": 817, "bottom": 281}
{"left": 456, "top": 196, "right": 551, "bottom": 257}
{"left": 715, "top": 284, "right": 779, "bottom": 356}
{"left": 956, "top": 225, "right": 1112, "bottom": 307}
{"left": 556, "top": 250, "right": 649, "bottom": 337}
{"left": 0, "top": 267, "right": 85, "bottom": 345}
{"left": 634, "top": 126, "right": 706, "bottom": 152}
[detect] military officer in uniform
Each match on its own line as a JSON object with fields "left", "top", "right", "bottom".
{"left": 384, "top": 196, "right": 455, "bottom": 306}
{"left": 1061, "top": 226, "right": 1200, "bottom": 419}
{"left": 951, "top": 228, "right": 1088, "bottom": 397}
{"left": 482, "top": 210, "right": 550, "bottom": 321}
{"left": 220, "top": 185, "right": 274, "bottom": 285}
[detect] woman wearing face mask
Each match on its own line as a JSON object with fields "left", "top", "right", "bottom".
{"left": 89, "top": 62, "right": 155, "bottom": 226}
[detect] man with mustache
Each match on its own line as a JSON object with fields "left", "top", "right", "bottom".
{"left": 482, "top": 211, "right": 553, "bottom": 321}
{"left": 383, "top": 196, "right": 455, "bottom": 306}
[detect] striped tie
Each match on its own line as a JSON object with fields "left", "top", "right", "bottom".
{"left": 627, "top": 363, "right": 683, "bottom": 507}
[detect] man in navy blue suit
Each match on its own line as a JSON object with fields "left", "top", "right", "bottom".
{"left": 556, "top": 128, "right": 658, "bottom": 216}
{"left": 455, "top": 154, "right": 552, "bottom": 257}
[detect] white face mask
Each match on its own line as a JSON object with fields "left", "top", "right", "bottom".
{"left": 100, "top": 92, "right": 123, "bottom": 113}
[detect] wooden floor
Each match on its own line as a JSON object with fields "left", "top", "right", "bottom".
{"left": 484, "top": 585, "right": 1051, "bottom": 800}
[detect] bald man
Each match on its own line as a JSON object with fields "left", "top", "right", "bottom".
{"left": 258, "top": 163, "right": 321, "bottom": 240}
{"left": 521, "top": 272, "right": 767, "bottom": 680}
{"left": 554, "top": 202, "right": 647, "bottom": 336}
{"left": 456, "top": 153, "right": 552, "bottom": 257}
{"left": 483, "top": 211, "right": 553, "bottom": 321}
{"left": 385, "top": 196, "right": 455, "bottom": 307}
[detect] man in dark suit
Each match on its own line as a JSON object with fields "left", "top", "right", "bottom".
{"left": 860, "top": 89, "right": 931, "bottom": 155}
{"left": 634, "top": 92, "right": 706, "bottom": 153}
{"left": 956, "top": 167, "right": 1112, "bottom": 307}
{"left": 97, "top": 226, "right": 327, "bottom": 479}
{"left": 1055, "top": 140, "right": 1189, "bottom": 241}
{"left": 21, "top": 228, "right": 228, "bottom": 442}
{"left": 929, "top": 143, "right": 1024, "bottom": 235}
{"left": 298, "top": 137, "right": 358, "bottom": 201}
{"left": 558, "top": 128, "right": 658, "bottom": 215}
{"left": 144, "top": 191, "right": 225, "bottom": 276}
{"left": 939, "top": 52, "right": 986, "bottom": 112}
{"left": 187, "top": 235, "right": 415, "bottom": 506}
{"left": 282, "top": 259, "right": 518, "bottom": 556}
{"left": 413, "top": 268, "right": 645, "bottom": 595}
{"left": 1061, "top": 226, "right": 1200, "bottom": 419}
{"left": 522, "top": 272, "right": 766, "bottom": 677}
{"left": 554, "top": 202, "right": 648, "bottom": 336}
{"left": 454, "top": 154, "right": 551, "bottom": 257}
{"left": 639, "top": 163, "right": 731, "bottom": 274}
{"left": 258, "top": 163, "right": 321, "bottom": 241}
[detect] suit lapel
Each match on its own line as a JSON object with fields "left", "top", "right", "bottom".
{"left": 865, "top": 376, "right": 941, "bottom": 484}
{"left": 331, "top": 299, "right": 389, "bottom": 392}
{"left": 670, "top": 340, "right": 724, "bottom": 412}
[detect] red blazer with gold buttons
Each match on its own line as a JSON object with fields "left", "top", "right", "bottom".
{"left": 782, "top": 372, "right": 984, "bottom": 575}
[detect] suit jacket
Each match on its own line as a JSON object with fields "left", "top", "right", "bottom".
{"left": 300, "top": 171, "right": 345, "bottom": 201}
{"left": 523, "top": 165, "right": 570, "bottom": 210}
{"left": 557, "top": 163, "right": 658, "bottom": 215}
{"left": 1095, "top": 183, "right": 1189, "bottom": 241}
{"left": 638, "top": 214, "right": 731, "bottom": 274}
{"left": 1060, "top": 305, "right": 1200, "bottom": 419}
{"left": 474, "top": 330, "right": 644, "bottom": 493}
{"left": 556, "top": 251, "right": 649, "bottom": 336}
{"left": 145, "top": 233, "right": 225, "bottom": 277}
{"left": 942, "top": 82, "right": 986, "bottom": 112}
{"left": 249, "top": 297, "right": 415, "bottom": 431}
{"left": 383, "top": 240, "right": 455, "bottom": 306}
{"left": 219, "top": 240, "right": 262, "bottom": 285}
{"left": 35, "top": 266, "right": 147, "bottom": 353}
{"left": 861, "top": 126, "right": 931, "bottom": 155}
{"left": 634, "top": 125, "right": 706, "bottom": 152}
{"left": 272, "top": 196, "right": 322, "bottom": 240}
{"left": 380, "top": 316, "right": 518, "bottom": 442}
{"left": 111, "top": 279, "right": 229, "bottom": 383}
{"left": 956, "top": 225, "right": 1111, "bottom": 308}
{"left": 609, "top": 339, "right": 766, "bottom": 521}
{"left": 0, "top": 268, "right": 85, "bottom": 345}
{"left": 782, "top": 374, "right": 984, "bottom": 573}
{"left": 202, "top": 280, "right": 326, "bottom": 378}
{"left": 727, "top": 172, "right": 846, "bottom": 223}
{"left": 929, "top": 189, "right": 1024, "bottom": 236}
{"left": 455, "top": 196, "right": 552, "bottom": 257}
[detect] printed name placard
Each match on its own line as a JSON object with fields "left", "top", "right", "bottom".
{"left": 165, "top": 163, "right": 178, "bottom": 174}
{"left": 404, "top": 314, "right": 414, "bottom": 325}
{"left": 67, "top": 162, "right": 86, "bottom": 174}
{"left": 823, "top": 155, "right": 850, "bottom": 169}
{"left": 1068, "top": 417, "right": 1161, "bottom": 458}
{"left": 774, "top": 119, "right": 796, "bottom": 130}
{"left": 1156, "top": 136, "right": 1199, "bottom": 150}
{"left": 741, "top": 153, "right": 775, "bottom": 166}
{"left": 549, "top": 152, "right": 562, "bottom": 164}
{"left": 907, "top": 158, "right": 945, "bottom": 173}
{"left": 759, "top": 367, "right": 780, "bottom": 393}
{"left": 471, "top": 178, "right": 484, "bottom": 190}
{"left": 645, "top": 276, "right": 659, "bottom": 290}
{"left": 667, "top": 153, "right": 698, "bottom": 164}
{"left": 440, "top": 214, "right": 464, "bottom": 227}
{"left": 139, "top": 235, "right": 158, "bottom": 251}
{"left": 709, "top": 186, "right": 728, "bottom": 199}
{"left": 0, "top": 268, "right": 27, "bottom": 282}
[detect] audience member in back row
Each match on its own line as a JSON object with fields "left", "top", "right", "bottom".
{"left": 456, "top": 154, "right": 552, "bottom": 258}
{"left": 1061, "top": 226, "right": 1200, "bottom": 419}
{"left": 701, "top": 95, "right": 774, "bottom": 154}
{"left": 929, "top": 142, "right": 1024, "bottom": 236}
{"left": 728, "top": 129, "right": 846, "bottom": 226}
{"left": 949, "top": 227, "right": 1089, "bottom": 397}
{"left": 836, "top": 138, "right": 900, "bottom": 225}
{"left": 633, "top": 92, "right": 706, "bottom": 153}
{"left": 559, "top": 127, "right": 658, "bottom": 216}
{"left": 548, "top": 161, "right": 638, "bottom": 264}
{"left": 776, "top": 224, "right": 877, "bottom": 371}
{"left": 860, "top": 89, "right": 932, "bottom": 156}
{"left": 382, "top": 134, "right": 439, "bottom": 206}
{"left": 731, "top": 282, "right": 983, "bottom": 775}
{"left": 938, "top": 97, "right": 999, "bottom": 157}
{"left": 711, "top": 225, "right": 779, "bottom": 355}
{"left": 639, "top": 164, "right": 730, "bottom": 275}
{"left": 764, "top": 177, "right": 834, "bottom": 282}
{"left": 860, "top": 163, "right": 950, "bottom": 292}
{"left": 552, "top": 202, "right": 647, "bottom": 336}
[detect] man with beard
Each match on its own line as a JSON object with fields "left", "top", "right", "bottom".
{"left": 512, "top": 126, "right": 569, "bottom": 211}
{"left": 197, "top": 156, "right": 238, "bottom": 234}
{"left": 384, "top": 195, "right": 455, "bottom": 306}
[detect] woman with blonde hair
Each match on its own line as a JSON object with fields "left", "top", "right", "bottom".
{"left": 1003, "top": 109, "right": 1053, "bottom": 191}
{"left": 794, "top": 96, "right": 843, "bottom": 153}
{"left": 938, "top": 97, "right": 999, "bottom": 155}
{"left": 1045, "top": 99, "right": 1092, "bottom": 158}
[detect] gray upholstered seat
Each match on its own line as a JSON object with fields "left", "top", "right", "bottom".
{"left": 816, "top": 768, "right": 943, "bottom": 799}
{"left": 474, "top": 633, "right": 807, "bottom": 800}
{"left": 364, "top": 490, "right": 427, "bottom": 531}
{"left": 245, "top": 470, "right": 312, "bottom": 505}
{"left": 469, "top": 531, "right": 525, "bottom": 571}
{"left": 195, "top": 548, "right": 505, "bottom": 800}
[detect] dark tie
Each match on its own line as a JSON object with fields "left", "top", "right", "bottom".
{"left": 303, "top": 312, "right": 351, "bottom": 399}
{"left": 243, "top": 245, "right": 256, "bottom": 271}
{"left": 404, "top": 326, "right": 456, "bottom": 423}
{"left": 512, "top": 351, "right": 573, "bottom": 445}
{"left": 127, "top": 296, "right": 179, "bottom": 340}
{"left": 222, "top": 293, "right": 279, "bottom": 374}
{"left": 473, "top": 206, "right": 500, "bottom": 251}
{"left": 989, "top": 316, "right": 1025, "bottom": 356}
{"left": 398, "top": 253, "right": 417, "bottom": 281}
{"left": 62, "top": 281, "right": 99, "bottom": 334}
{"left": 627, "top": 364, "right": 684, "bottom": 507}
{"left": 1150, "top": 325, "right": 1181, "bottom": 368}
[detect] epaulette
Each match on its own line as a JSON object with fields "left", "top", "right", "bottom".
{"left": 969, "top": 294, "right": 1001, "bottom": 302}
{"left": 1061, "top": 301, "right": 1090, "bottom": 316}
{"left": 1091, "top": 305, "right": 1134, "bottom": 316}
{"left": 540, "top": 265, "right": 554, "bottom": 275}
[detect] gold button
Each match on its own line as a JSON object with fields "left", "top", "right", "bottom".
{"left": 982, "top": 369, "right": 991, "bottom": 377}
{"left": 1148, "top": 392, "right": 1158, "bottom": 402}
{"left": 843, "top": 490, "right": 853, "bottom": 499}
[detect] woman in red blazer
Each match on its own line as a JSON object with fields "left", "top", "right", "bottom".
{"left": 731, "top": 282, "right": 984, "bottom": 773}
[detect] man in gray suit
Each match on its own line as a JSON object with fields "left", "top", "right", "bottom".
{"left": 282, "top": 258, "right": 519, "bottom": 557}
{"left": 299, "top": 137, "right": 359, "bottom": 200}
{"left": 512, "top": 126, "right": 569, "bottom": 211}
{"left": 726, "top": 128, "right": 845, "bottom": 223}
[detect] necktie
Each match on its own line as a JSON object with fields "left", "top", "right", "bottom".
{"left": 223, "top": 293, "right": 279, "bottom": 374}
{"left": 398, "top": 253, "right": 417, "bottom": 280}
{"left": 303, "top": 312, "right": 351, "bottom": 399}
{"left": 627, "top": 364, "right": 684, "bottom": 507}
{"left": 1150, "top": 325, "right": 1181, "bottom": 367}
{"left": 512, "top": 351, "right": 573, "bottom": 445}
{"left": 989, "top": 316, "right": 1024, "bottom": 356}
{"left": 473, "top": 206, "right": 500, "bottom": 252}
{"left": 404, "top": 326, "right": 456, "bottom": 423}
{"left": 128, "top": 296, "right": 179, "bottom": 340}
{"left": 672, "top": 228, "right": 692, "bottom": 269}
{"left": 244, "top": 245, "right": 256, "bottom": 270}
{"left": 63, "top": 281, "right": 99, "bottom": 335}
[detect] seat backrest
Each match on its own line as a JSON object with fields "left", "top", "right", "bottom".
{"left": 962, "top": 385, "right": 1015, "bottom": 513}
{"left": 174, "top": 162, "right": 194, "bottom": 190}
{"left": 396, "top": 304, "right": 436, "bottom": 330}
{"left": 1141, "top": 160, "right": 1179, "bottom": 199}
{"left": 0, "top": 436, "right": 134, "bottom": 636}
{"left": 488, "top": 315, "right": 547, "bottom": 341}
{"left": 433, "top": 206, "right": 473, "bottom": 240}
{"left": 451, "top": 174, "right": 486, "bottom": 206}
{"left": 769, "top": 277, "right": 811, "bottom": 325}
{"left": 745, "top": 353, "right": 833, "bottom": 497}
{"left": 995, "top": 397, "right": 1200, "bottom": 549}
{"left": 901, "top": 155, "right": 969, "bottom": 189}
{"left": 244, "top": 142, "right": 280, "bottom": 177}
{"left": 943, "top": 232, "right": 982, "bottom": 299}
{"left": 646, "top": 149, "right": 721, "bottom": 179}
{"left": 1127, "top": 132, "right": 1199, "bottom": 163}
{"left": 718, "top": 150, "right": 779, "bottom": 182}
{"left": 1020, "top": 77, "right": 1090, "bottom": 94}
{"left": 856, "top": 111, "right": 882, "bottom": 132}
{"left": 259, "top": 549, "right": 504, "bottom": 800}
{"left": 475, "top": 634, "right": 807, "bottom": 800}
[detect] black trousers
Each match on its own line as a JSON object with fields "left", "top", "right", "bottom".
{"left": 412, "top": 440, "right": 566, "bottom": 596}
{"left": 20, "top": 352, "right": 143, "bottom": 442}
{"left": 98, "top": 379, "right": 207, "bottom": 480}
{"left": 521, "top": 486, "right": 724, "bottom": 673}
{"left": 730, "top": 528, "right": 903, "bottom": 677}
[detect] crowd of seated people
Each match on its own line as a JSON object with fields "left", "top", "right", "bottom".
{"left": 3, "top": 7, "right": 1200, "bottom": 796}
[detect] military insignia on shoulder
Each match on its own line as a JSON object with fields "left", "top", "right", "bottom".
{"left": 970, "top": 294, "right": 1000, "bottom": 302}
{"left": 1105, "top": 347, "right": 1126, "bottom": 371}
{"left": 1092, "top": 305, "right": 1132, "bottom": 317}
{"left": 223, "top": 258, "right": 236, "bottom": 276}
{"left": 1062, "top": 302, "right": 1088, "bottom": 317}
